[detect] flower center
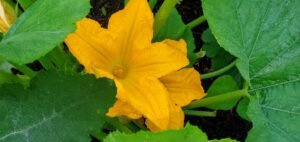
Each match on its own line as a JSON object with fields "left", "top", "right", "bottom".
{"left": 112, "top": 66, "right": 128, "bottom": 79}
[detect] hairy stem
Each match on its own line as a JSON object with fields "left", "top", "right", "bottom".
{"left": 187, "top": 16, "right": 206, "bottom": 29}
{"left": 201, "top": 59, "right": 238, "bottom": 80}
{"left": 154, "top": 0, "right": 178, "bottom": 35}
{"left": 184, "top": 110, "right": 216, "bottom": 117}
{"left": 184, "top": 90, "right": 248, "bottom": 109}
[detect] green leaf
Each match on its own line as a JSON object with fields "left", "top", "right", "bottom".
{"left": 104, "top": 124, "right": 208, "bottom": 142}
{"left": 17, "top": 0, "right": 36, "bottom": 9}
{"left": 203, "top": 0, "right": 300, "bottom": 141}
{"left": 0, "top": 70, "right": 116, "bottom": 142}
{"left": 0, "top": 0, "right": 90, "bottom": 65}
{"left": 205, "top": 75, "right": 240, "bottom": 110}
{"left": 236, "top": 97, "right": 250, "bottom": 121}
{"left": 154, "top": 9, "right": 198, "bottom": 66}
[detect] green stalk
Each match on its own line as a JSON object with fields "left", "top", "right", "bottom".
{"left": 48, "top": 45, "right": 66, "bottom": 68}
{"left": 184, "top": 110, "right": 216, "bottom": 117}
{"left": 39, "top": 57, "right": 54, "bottom": 70}
{"left": 11, "top": 63, "right": 36, "bottom": 78}
{"left": 154, "top": 0, "right": 178, "bottom": 35}
{"left": 187, "top": 16, "right": 206, "bottom": 29}
{"left": 184, "top": 90, "right": 248, "bottom": 109}
{"left": 48, "top": 44, "right": 78, "bottom": 72}
{"left": 149, "top": 0, "right": 158, "bottom": 10}
{"left": 201, "top": 59, "right": 238, "bottom": 80}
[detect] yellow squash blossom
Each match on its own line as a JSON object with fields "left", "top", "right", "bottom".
{"left": 65, "top": 0, "right": 205, "bottom": 131}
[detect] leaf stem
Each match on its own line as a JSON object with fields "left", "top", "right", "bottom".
{"left": 39, "top": 57, "right": 54, "bottom": 70}
{"left": 154, "top": 0, "right": 178, "bottom": 35}
{"left": 187, "top": 16, "right": 206, "bottom": 29}
{"left": 184, "top": 89, "right": 248, "bottom": 109}
{"left": 184, "top": 110, "right": 216, "bottom": 117}
{"left": 201, "top": 59, "right": 238, "bottom": 80}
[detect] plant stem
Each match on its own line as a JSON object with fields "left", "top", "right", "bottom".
{"left": 184, "top": 110, "right": 216, "bottom": 117}
{"left": 154, "top": 0, "right": 178, "bottom": 35}
{"left": 184, "top": 90, "right": 248, "bottom": 109}
{"left": 149, "top": 0, "right": 158, "bottom": 10}
{"left": 11, "top": 63, "right": 36, "bottom": 78}
{"left": 187, "top": 16, "right": 206, "bottom": 29}
{"left": 39, "top": 57, "right": 54, "bottom": 70}
{"left": 201, "top": 59, "right": 238, "bottom": 80}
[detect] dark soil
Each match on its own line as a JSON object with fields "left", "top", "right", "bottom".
{"left": 88, "top": 0, "right": 252, "bottom": 141}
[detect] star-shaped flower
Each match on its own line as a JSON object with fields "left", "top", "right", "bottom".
{"left": 65, "top": 0, "right": 205, "bottom": 131}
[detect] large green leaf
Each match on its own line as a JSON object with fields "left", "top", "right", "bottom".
{"left": 154, "top": 9, "right": 198, "bottom": 66}
{"left": 104, "top": 124, "right": 208, "bottom": 142}
{"left": 247, "top": 83, "right": 300, "bottom": 142}
{"left": 203, "top": 0, "right": 300, "bottom": 141}
{"left": 0, "top": 0, "right": 90, "bottom": 65}
{"left": 0, "top": 71, "right": 116, "bottom": 142}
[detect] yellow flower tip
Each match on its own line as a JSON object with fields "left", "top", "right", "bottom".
{"left": 106, "top": 100, "right": 142, "bottom": 119}
{"left": 163, "top": 39, "right": 187, "bottom": 55}
{"left": 0, "top": 0, "right": 17, "bottom": 33}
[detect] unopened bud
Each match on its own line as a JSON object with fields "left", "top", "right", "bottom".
{"left": 0, "top": 0, "right": 17, "bottom": 33}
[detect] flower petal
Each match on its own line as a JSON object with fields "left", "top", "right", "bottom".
{"left": 65, "top": 18, "right": 118, "bottom": 79}
{"left": 108, "top": 0, "right": 153, "bottom": 53}
{"left": 107, "top": 100, "right": 142, "bottom": 119}
{"left": 163, "top": 39, "right": 187, "bottom": 55}
{"left": 146, "top": 103, "right": 184, "bottom": 131}
{"left": 115, "top": 77, "right": 170, "bottom": 130}
{"left": 132, "top": 40, "right": 189, "bottom": 78}
{"left": 160, "top": 68, "right": 206, "bottom": 106}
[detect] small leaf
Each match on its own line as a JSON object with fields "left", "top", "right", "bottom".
{"left": 236, "top": 97, "right": 250, "bottom": 121}
{"left": 0, "top": 70, "right": 116, "bottom": 142}
{"left": 201, "top": 29, "right": 235, "bottom": 70}
{"left": 0, "top": 0, "right": 90, "bottom": 65}
{"left": 205, "top": 75, "right": 240, "bottom": 110}
{"left": 104, "top": 124, "right": 208, "bottom": 142}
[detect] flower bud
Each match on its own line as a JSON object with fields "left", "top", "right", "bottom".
{"left": 0, "top": 0, "right": 17, "bottom": 33}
